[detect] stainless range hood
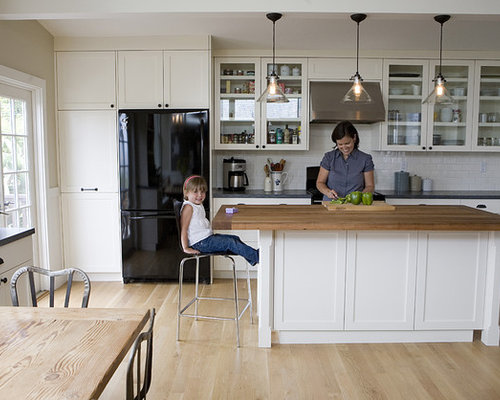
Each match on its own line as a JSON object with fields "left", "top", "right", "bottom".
{"left": 309, "top": 81, "right": 386, "bottom": 124}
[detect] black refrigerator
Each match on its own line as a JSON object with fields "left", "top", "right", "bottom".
{"left": 119, "top": 109, "right": 210, "bottom": 283}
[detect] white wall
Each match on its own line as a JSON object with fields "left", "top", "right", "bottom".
{"left": 0, "top": 20, "right": 57, "bottom": 188}
{"left": 214, "top": 123, "right": 500, "bottom": 192}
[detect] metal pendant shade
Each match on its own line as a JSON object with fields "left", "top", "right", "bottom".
{"left": 423, "top": 15, "right": 455, "bottom": 105}
{"left": 342, "top": 13, "right": 372, "bottom": 104}
{"left": 257, "top": 13, "right": 289, "bottom": 103}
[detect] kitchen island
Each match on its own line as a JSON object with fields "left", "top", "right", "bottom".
{"left": 212, "top": 204, "right": 500, "bottom": 348}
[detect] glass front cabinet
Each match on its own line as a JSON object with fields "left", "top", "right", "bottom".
{"left": 260, "top": 58, "right": 308, "bottom": 150}
{"left": 214, "top": 57, "right": 307, "bottom": 150}
{"left": 382, "top": 59, "right": 474, "bottom": 151}
{"left": 472, "top": 61, "right": 500, "bottom": 151}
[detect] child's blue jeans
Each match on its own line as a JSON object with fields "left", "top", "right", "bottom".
{"left": 192, "top": 234, "right": 259, "bottom": 266}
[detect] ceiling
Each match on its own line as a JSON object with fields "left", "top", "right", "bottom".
{"left": 35, "top": 13, "right": 500, "bottom": 53}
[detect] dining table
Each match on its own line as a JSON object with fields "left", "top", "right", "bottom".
{"left": 0, "top": 306, "right": 150, "bottom": 399}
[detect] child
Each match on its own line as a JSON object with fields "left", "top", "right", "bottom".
{"left": 180, "top": 175, "right": 259, "bottom": 266}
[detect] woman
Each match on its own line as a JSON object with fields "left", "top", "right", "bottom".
{"left": 316, "top": 120, "right": 375, "bottom": 200}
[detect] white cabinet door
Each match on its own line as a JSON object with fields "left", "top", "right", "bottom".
{"left": 415, "top": 232, "right": 487, "bottom": 329}
{"left": 0, "top": 236, "right": 33, "bottom": 306}
{"left": 345, "top": 231, "right": 418, "bottom": 330}
{"left": 461, "top": 199, "right": 500, "bottom": 214}
{"left": 57, "top": 51, "right": 116, "bottom": 110}
{"left": 274, "top": 230, "right": 346, "bottom": 330}
{"left": 58, "top": 110, "right": 118, "bottom": 193}
{"left": 118, "top": 51, "right": 164, "bottom": 109}
{"left": 61, "top": 193, "right": 121, "bottom": 275}
{"left": 164, "top": 51, "right": 210, "bottom": 108}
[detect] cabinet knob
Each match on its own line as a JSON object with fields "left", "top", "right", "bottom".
{"left": 255, "top": 145, "right": 260, "bottom": 149}
{"left": 0, "top": 277, "right": 7, "bottom": 284}
{"left": 262, "top": 145, "right": 266, "bottom": 149}
{"left": 158, "top": 104, "right": 162, "bottom": 108}
{"left": 428, "top": 146, "right": 433, "bottom": 150}
{"left": 165, "top": 104, "right": 169, "bottom": 108}
{"left": 476, "top": 204, "right": 487, "bottom": 209}
{"left": 422, "top": 146, "right": 426, "bottom": 150}
{"left": 110, "top": 104, "right": 114, "bottom": 108}
{"left": 81, "top": 188, "right": 98, "bottom": 192}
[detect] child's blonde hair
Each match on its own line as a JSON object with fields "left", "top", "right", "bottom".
{"left": 183, "top": 175, "right": 207, "bottom": 199}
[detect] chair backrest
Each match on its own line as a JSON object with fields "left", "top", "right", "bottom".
{"left": 126, "top": 308, "right": 156, "bottom": 400}
{"left": 10, "top": 266, "right": 91, "bottom": 308}
{"left": 173, "top": 199, "right": 185, "bottom": 253}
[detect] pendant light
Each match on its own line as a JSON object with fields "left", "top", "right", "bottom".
{"left": 342, "top": 13, "right": 372, "bottom": 104}
{"left": 423, "top": 15, "right": 454, "bottom": 105}
{"left": 257, "top": 13, "right": 289, "bottom": 103}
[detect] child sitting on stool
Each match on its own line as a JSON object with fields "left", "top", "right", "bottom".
{"left": 180, "top": 175, "right": 259, "bottom": 266}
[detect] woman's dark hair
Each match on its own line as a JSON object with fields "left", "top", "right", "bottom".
{"left": 331, "top": 120, "right": 359, "bottom": 149}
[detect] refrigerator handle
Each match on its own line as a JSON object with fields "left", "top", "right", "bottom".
{"left": 129, "top": 215, "right": 176, "bottom": 220}
{"left": 200, "top": 118, "right": 205, "bottom": 178}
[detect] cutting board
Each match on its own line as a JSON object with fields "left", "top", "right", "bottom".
{"left": 322, "top": 200, "right": 396, "bottom": 211}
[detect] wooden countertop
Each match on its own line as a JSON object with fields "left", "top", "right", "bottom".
{"left": 212, "top": 204, "right": 500, "bottom": 231}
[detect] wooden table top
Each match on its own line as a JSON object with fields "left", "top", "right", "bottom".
{"left": 212, "top": 204, "right": 500, "bottom": 231}
{"left": 0, "top": 307, "right": 150, "bottom": 400}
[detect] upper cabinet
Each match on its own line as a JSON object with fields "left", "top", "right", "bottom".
{"left": 214, "top": 57, "right": 308, "bottom": 150}
{"left": 56, "top": 51, "right": 116, "bottom": 110}
{"left": 118, "top": 50, "right": 209, "bottom": 109}
{"left": 380, "top": 59, "right": 474, "bottom": 151}
{"left": 260, "top": 58, "right": 308, "bottom": 150}
{"left": 58, "top": 110, "right": 118, "bottom": 193}
{"left": 472, "top": 61, "right": 500, "bottom": 151}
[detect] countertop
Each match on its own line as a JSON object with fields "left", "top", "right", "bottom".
{"left": 0, "top": 227, "right": 35, "bottom": 246}
{"left": 212, "top": 204, "right": 500, "bottom": 231}
{"left": 212, "top": 189, "right": 311, "bottom": 198}
{"left": 380, "top": 190, "right": 500, "bottom": 199}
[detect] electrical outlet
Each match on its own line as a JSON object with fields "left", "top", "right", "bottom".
{"left": 401, "top": 159, "right": 408, "bottom": 171}
{"left": 480, "top": 161, "right": 487, "bottom": 173}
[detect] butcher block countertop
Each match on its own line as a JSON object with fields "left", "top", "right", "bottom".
{"left": 212, "top": 204, "right": 500, "bottom": 231}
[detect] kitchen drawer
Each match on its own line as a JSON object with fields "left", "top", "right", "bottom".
{"left": 0, "top": 237, "right": 33, "bottom": 274}
{"left": 386, "top": 198, "right": 461, "bottom": 206}
{"left": 460, "top": 199, "right": 500, "bottom": 214}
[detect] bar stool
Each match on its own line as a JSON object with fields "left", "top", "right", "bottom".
{"left": 173, "top": 199, "right": 252, "bottom": 347}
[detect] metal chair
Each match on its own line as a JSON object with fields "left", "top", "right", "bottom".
{"left": 10, "top": 266, "right": 91, "bottom": 307}
{"left": 126, "top": 308, "right": 156, "bottom": 400}
{"left": 173, "top": 199, "right": 252, "bottom": 347}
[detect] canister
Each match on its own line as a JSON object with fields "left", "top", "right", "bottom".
{"left": 422, "top": 178, "right": 433, "bottom": 192}
{"left": 394, "top": 171, "right": 409, "bottom": 192}
{"left": 410, "top": 175, "right": 422, "bottom": 192}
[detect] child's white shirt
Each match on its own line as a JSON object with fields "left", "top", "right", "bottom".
{"left": 182, "top": 200, "right": 213, "bottom": 246}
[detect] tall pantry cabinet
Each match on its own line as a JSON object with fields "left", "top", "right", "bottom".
{"left": 56, "top": 52, "right": 121, "bottom": 279}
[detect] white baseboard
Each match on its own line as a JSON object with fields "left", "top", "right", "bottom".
{"left": 276, "top": 330, "right": 474, "bottom": 344}
{"left": 87, "top": 272, "right": 122, "bottom": 282}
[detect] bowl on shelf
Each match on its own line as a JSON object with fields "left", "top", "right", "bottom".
{"left": 451, "top": 87, "right": 465, "bottom": 96}
{"left": 389, "top": 88, "right": 405, "bottom": 95}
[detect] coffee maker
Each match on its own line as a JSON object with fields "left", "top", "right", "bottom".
{"left": 223, "top": 157, "right": 249, "bottom": 191}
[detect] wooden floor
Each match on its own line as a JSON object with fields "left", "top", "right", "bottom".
{"left": 55, "top": 280, "right": 500, "bottom": 400}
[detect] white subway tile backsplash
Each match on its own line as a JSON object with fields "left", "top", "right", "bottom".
{"left": 213, "top": 125, "right": 500, "bottom": 192}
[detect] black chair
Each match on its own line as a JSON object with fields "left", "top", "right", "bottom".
{"left": 126, "top": 308, "right": 156, "bottom": 400}
{"left": 173, "top": 199, "right": 252, "bottom": 347}
{"left": 10, "top": 266, "right": 91, "bottom": 307}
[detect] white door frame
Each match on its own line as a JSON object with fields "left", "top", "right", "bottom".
{"left": 0, "top": 64, "right": 51, "bottom": 270}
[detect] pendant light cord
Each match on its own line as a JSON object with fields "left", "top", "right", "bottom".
{"left": 272, "top": 20, "right": 276, "bottom": 75}
{"left": 438, "top": 21, "right": 443, "bottom": 76}
{"left": 356, "top": 21, "right": 360, "bottom": 75}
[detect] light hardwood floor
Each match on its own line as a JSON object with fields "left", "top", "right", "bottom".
{"left": 53, "top": 280, "right": 500, "bottom": 399}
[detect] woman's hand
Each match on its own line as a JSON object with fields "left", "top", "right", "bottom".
{"left": 316, "top": 167, "right": 339, "bottom": 199}
{"left": 325, "top": 188, "right": 339, "bottom": 199}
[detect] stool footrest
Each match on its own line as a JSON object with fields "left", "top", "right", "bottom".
{"left": 180, "top": 299, "right": 251, "bottom": 321}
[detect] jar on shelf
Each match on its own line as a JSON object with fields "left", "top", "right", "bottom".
{"left": 268, "top": 129, "right": 276, "bottom": 144}
{"left": 452, "top": 109, "right": 461, "bottom": 123}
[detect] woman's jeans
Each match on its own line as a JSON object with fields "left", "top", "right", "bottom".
{"left": 192, "top": 234, "right": 259, "bottom": 266}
